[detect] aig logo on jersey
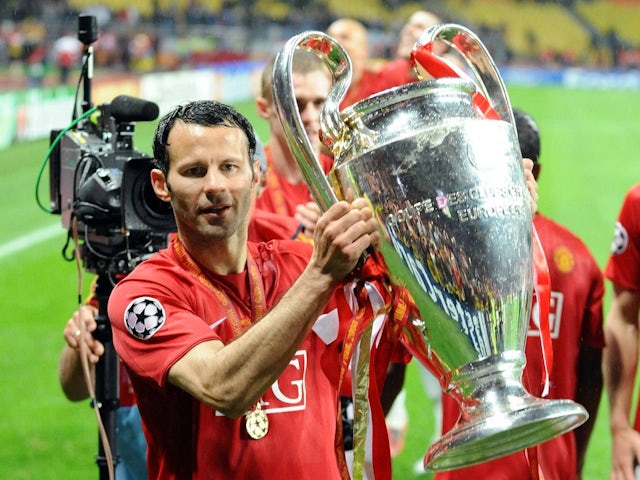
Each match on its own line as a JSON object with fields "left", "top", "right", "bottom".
{"left": 610, "top": 221, "right": 629, "bottom": 256}
{"left": 124, "top": 297, "right": 166, "bottom": 340}
{"left": 262, "top": 350, "right": 308, "bottom": 413}
{"left": 215, "top": 350, "right": 309, "bottom": 418}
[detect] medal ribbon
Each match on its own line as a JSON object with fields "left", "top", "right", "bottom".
{"left": 532, "top": 226, "right": 552, "bottom": 396}
{"left": 172, "top": 235, "right": 267, "bottom": 333}
{"left": 351, "top": 319, "right": 374, "bottom": 479}
{"left": 361, "top": 282, "right": 415, "bottom": 480}
{"left": 334, "top": 278, "right": 376, "bottom": 480}
{"left": 410, "top": 42, "right": 500, "bottom": 120}
{"left": 334, "top": 251, "right": 416, "bottom": 480}
{"left": 173, "top": 236, "right": 269, "bottom": 437}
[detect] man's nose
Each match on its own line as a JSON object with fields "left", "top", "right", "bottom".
{"left": 203, "top": 169, "right": 224, "bottom": 192}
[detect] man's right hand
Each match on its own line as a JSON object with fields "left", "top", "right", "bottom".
{"left": 610, "top": 425, "right": 640, "bottom": 480}
{"left": 310, "top": 199, "right": 380, "bottom": 283}
{"left": 63, "top": 305, "right": 104, "bottom": 364}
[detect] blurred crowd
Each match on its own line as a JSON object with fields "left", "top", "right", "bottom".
{"left": 1, "top": 0, "right": 638, "bottom": 90}
{"left": 0, "top": 1, "right": 339, "bottom": 88}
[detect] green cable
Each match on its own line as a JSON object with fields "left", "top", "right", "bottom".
{"left": 35, "top": 106, "right": 99, "bottom": 214}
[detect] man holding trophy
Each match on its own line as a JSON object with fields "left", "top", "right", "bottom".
{"left": 107, "top": 99, "right": 397, "bottom": 479}
{"left": 105, "top": 23, "right": 583, "bottom": 480}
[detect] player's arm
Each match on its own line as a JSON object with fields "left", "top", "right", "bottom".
{"left": 574, "top": 269, "right": 606, "bottom": 477}
{"left": 603, "top": 284, "right": 640, "bottom": 480}
{"left": 168, "top": 199, "right": 379, "bottom": 417}
{"left": 574, "top": 344, "right": 603, "bottom": 476}
{"left": 380, "top": 362, "right": 406, "bottom": 416}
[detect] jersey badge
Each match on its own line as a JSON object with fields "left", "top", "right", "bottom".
{"left": 610, "top": 221, "right": 629, "bottom": 256}
{"left": 552, "top": 246, "right": 575, "bottom": 274}
{"left": 124, "top": 297, "right": 166, "bottom": 340}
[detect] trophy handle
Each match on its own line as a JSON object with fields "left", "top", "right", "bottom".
{"left": 271, "top": 31, "right": 352, "bottom": 212}
{"left": 411, "top": 23, "right": 516, "bottom": 127}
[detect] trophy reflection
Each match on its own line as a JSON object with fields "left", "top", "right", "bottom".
{"left": 271, "top": 23, "right": 587, "bottom": 472}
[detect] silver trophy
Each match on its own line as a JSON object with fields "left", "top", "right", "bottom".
{"left": 272, "top": 24, "right": 587, "bottom": 472}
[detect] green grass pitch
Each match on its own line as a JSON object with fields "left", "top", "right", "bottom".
{"left": 1, "top": 86, "right": 638, "bottom": 478}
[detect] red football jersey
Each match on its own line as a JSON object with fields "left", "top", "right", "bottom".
{"left": 604, "top": 183, "right": 640, "bottom": 291}
{"left": 108, "top": 238, "right": 349, "bottom": 479}
{"left": 340, "top": 68, "right": 389, "bottom": 110}
{"left": 248, "top": 206, "right": 307, "bottom": 244}
{"left": 375, "top": 58, "right": 417, "bottom": 91}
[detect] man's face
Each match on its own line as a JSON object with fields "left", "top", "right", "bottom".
{"left": 151, "top": 122, "right": 259, "bottom": 246}
{"left": 327, "top": 22, "right": 368, "bottom": 71}
{"left": 263, "top": 70, "right": 331, "bottom": 155}
{"left": 397, "top": 11, "right": 442, "bottom": 58}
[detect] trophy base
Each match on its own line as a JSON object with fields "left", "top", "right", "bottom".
{"left": 422, "top": 396, "right": 588, "bottom": 472}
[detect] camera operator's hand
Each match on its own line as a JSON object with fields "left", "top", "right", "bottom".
{"left": 59, "top": 304, "right": 102, "bottom": 401}
{"left": 63, "top": 305, "right": 103, "bottom": 363}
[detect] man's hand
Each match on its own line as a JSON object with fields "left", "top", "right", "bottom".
{"left": 610, "top": 425, "right": 640, "bottom": 480}
{"left": 523, "top": 157, "right": 538, "bottom": 215}
{"left": 59, "top": 304, "right": 103, "bottom": 401}
{"left": 310, "top": 199, "right": 380, "bottom": 282}
{"left": 63, "top": 305, "right": 104, "bottom": 364}
{"left": 295, "top": 201, "right": 322, "bottom": 236}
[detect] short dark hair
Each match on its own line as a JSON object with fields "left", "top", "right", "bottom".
{"left": 152, "top": 100, "right": 257, "bottom": 175}
{"left": 260, "top": 49, "right": 327, "bottom": 103}
{"left": 512, "top": 108, "right": 540, "bottom": 165}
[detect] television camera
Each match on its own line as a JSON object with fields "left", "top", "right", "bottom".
{"left": 49, "top": 93, "right": 175, "bottom": 275}
{"left": 46, "top": 14, "right": 175, "bottom": 280}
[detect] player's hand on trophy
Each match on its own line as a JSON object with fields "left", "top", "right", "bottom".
{"left": 310, "top": 199, "right": 380, "bottom": 281}
{"left": 295, "top": 201, "right": 322, "bottom": 236}
{"left": 63, "top": 304, "right": 104, "bottom": 364}
{"left": 523, "top": 158, "right": 538, "bottom": 215}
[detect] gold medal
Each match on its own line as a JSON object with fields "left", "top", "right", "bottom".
{"left": 245, "top": 402, "right": 269, "bottom": 439}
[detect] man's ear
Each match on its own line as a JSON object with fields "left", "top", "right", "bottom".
{"left": 251, "top": 160, "right": 263, "bottom": 193}
{"left": 151, "top": 168, "right": 171, "bottom": 202}
{"left": 255, "top": 96, "right": 270, "bottom": 120}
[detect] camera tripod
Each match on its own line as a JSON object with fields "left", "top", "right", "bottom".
{"left": 92, "top": 271, "right": 121, "bottom": 480}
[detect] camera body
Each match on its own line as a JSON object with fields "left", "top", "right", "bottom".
{"left": 48, "top": 99, "right": 175, "bottom": 274}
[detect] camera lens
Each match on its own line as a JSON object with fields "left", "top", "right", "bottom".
{"left": 122, "top": 157, "right": 176, "bottom": 233}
